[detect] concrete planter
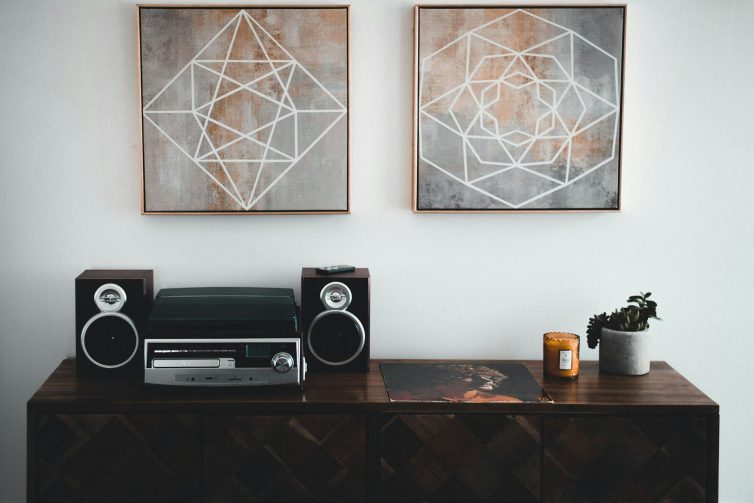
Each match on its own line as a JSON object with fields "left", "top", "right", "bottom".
{"left": 599, "top": 327, "right": 650, "bottom": 375}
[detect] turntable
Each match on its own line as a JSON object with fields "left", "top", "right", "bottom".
{"left": 144, "top": 287, "right": 305, "bottom": 388}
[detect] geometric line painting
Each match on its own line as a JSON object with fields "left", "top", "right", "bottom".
{"left": 414, "top": 7, "right": 625, "bottom": 211}
{"left": 139, "top": 7, "right": 349, "bottom": 213}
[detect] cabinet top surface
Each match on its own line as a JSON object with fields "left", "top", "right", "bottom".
{"left": 28, "top": 359, "right": 717, "bottom": 414}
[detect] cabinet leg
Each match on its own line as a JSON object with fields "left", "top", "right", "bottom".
{"left": 26, "top": 407, "right": 36, "bottom": 503}
{"left": 707, "top": 414, "right": 719, "bottom": 503}
{"left": 366, "top": 413, "right": 380, "bottom": 503}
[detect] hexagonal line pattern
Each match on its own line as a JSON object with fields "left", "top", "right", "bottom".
{"left": 419, "top": 9, "right": 620, "bottom": 208}
{"left": 143, "top": 10, "right": 346, "bottom": 210}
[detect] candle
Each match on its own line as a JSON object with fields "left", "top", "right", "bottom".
{"left": 543, "top": 332, "right": 580, "bottom": 379}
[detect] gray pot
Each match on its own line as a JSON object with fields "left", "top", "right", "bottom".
{"left": 599, "top": 327, "right": 650, "bottom": 375}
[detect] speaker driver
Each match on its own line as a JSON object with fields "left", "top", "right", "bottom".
{"left": 80, "top": 312, "right": 139, "bottom": 369}
{"left": 307, "top": 310, "right": 365, "bottom": 366}
{"left": 94, "top": 283, "right": 127, "bottom": 312}
{"left": 320, "top": 282, "right": 352, "bottom": 311}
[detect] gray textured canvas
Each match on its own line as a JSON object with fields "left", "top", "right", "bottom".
{"left": 416, "top": 7, "right": 624, "bottom": 211}
{"left": 139, "top": 7, "right": 349, "bottom": 213}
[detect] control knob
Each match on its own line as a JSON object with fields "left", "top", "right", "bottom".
{"left": 271, "top": 352, "right": 294, "bottom": 373}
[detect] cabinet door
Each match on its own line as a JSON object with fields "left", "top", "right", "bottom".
{"left": 542, "top": 416, "right": 708, "bottom": 503}
{"left": 204, "top": 414, "right": 366, "bottom": 502}
{"left": 35, "top": 414, "right": 202, "bottom": 503}
{"left": 379, "top": 414, "right": 541, "bottom": 502}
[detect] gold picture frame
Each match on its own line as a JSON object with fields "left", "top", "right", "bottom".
{"left": 413, "top": 5, "right": 626, "bottom": 212}
{"left": 137, "top": 5, "right": 351, "bottom": 214}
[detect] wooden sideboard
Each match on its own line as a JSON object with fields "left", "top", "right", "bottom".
{"left": 27, "top": 359, "right": 718, "bottom": 502}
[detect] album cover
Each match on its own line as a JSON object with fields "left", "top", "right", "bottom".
{"left": 380, "top": 362, "right": 553, "bottom": 403}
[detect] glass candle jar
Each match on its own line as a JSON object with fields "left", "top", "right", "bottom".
{"left": 543, "top": 332, "right": 580, "bottom": 379}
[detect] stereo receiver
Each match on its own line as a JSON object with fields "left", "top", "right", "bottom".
{"left": 144, "top": 287, "right": 305, "bottom": 388}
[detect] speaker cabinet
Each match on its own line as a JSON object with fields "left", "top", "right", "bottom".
{"left": 75, "top": 270, "right": 154, "bottom": 374}
{"left": 301, "top": 268, "right": 369, "bottom": 372}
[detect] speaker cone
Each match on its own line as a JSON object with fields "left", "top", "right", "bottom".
{"left": 307, "top": 310, "right": 365, "bottom": 366}
{"left": 80, "top": 313, "right": 139, "bottom": 368}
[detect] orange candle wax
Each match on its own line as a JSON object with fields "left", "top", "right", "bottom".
{"left": 543, "top": 332, "right": 580, "bottom": 379}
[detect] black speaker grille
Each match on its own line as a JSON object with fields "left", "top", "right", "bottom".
{"left": 308, "top": 311, "right": 364, "bottom": 365}
{"left": 81, "top": 315, "right": 138, "bottom": 368}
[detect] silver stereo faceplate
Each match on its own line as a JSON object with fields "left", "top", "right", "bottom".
{"left": 144, "top": 338, "right": 303, "bottom": 387}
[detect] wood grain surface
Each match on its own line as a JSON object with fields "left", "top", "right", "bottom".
{"left": 380, "top": 414, "right": 541, "bottom": 502}
{"left": 35, "top": 413, "right": 202, "bottom": 502}
{"left": 204, "top": 414, "right": 365, "bottom": 502}
{"left": 542, "top": 415, "right": 709, "bottom": 502}
{"left": 28, "top": 359, "right": 717, "bottom": 415}
{"left": 27, "top": 359, "right": 718, "bottom": 503}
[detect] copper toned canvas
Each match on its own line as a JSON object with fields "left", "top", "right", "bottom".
{"left": 138, "top": 6, "right": 349, "bottom": 213}
{"left": 414, "top": 6, "right": 625, "bottom": 211}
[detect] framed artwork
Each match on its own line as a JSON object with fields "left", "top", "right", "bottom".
{"left": 413, "top": 6, "right": 626, "bottom": 212}
{"left": 138, "top": 6, "right": 349, "bottom": 214}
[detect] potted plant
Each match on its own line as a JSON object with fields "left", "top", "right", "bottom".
{"left": 586, "top": 292, "right": 660, "bottom": 375}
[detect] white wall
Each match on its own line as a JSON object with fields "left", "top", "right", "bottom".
{"left": 1, "top": 0, "right": 753, "bottom": 500}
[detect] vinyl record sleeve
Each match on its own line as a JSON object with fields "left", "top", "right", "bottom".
{"left": 380, "top": 362, "right": 553, "bottom": 403}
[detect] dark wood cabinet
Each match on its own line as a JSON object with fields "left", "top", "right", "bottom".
{"left": 35, "top": 414, "right": 201, "bottom": 503}
{"left": 542, "top": 415, "right": 711, "bottom": 503}
{"left": 204, "top": 414, "right": 365, "bottom": 502}
{"left": 28, "top": 360, "right": 718, "bottom": 502}
{"left": 379, "top": 414, "right": 541, "bottom": 502}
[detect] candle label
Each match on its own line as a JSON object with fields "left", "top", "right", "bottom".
{"left": 559, "top": 350, "right": 573, "bottom": 370}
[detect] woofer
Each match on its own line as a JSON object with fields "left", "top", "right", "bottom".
{"left": 307, "top": 310, "right": 365, "bottom": 366}
{"left": 80, "top": 313, "right": 139, "bottom": 368}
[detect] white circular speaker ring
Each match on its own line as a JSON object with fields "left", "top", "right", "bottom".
{"left": 80, "top": 312, "right": 139, "bottom": 369}
{"left": 307, "top": 310, "right": 365, "bottom": 366}
{"left": 320, "top": 282, "right": 352, "bottom": 311}
{"left": 94, "top": 283, "right": 127, "bottom": 313}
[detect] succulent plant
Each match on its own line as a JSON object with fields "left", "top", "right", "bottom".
{"left": 586, "top": 292, "right": 660, "bottom": 349}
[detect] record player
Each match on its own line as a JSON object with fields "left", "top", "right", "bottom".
{"left": 144, "top": 287, "right": 305, "bottom": 388}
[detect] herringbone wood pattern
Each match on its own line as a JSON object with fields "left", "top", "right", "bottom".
{"left": 204, "top": 414, "right": 366, "bottom": 502}
{"left": 379, "top": 414, "right": 542, "bottom": 502}
{"left": 543, "top": 416, "right": 708, "bottom": 503}
{"left": 36, "top": 414, "right": 202, "bottom": 503}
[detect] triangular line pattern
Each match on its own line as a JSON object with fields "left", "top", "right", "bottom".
{"left": 144, "top": 10, "right": 346, "bottom": 210}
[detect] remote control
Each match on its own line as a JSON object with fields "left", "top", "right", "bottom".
{"left": 316, "top": 265, "right": 356, "bottom": 275}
